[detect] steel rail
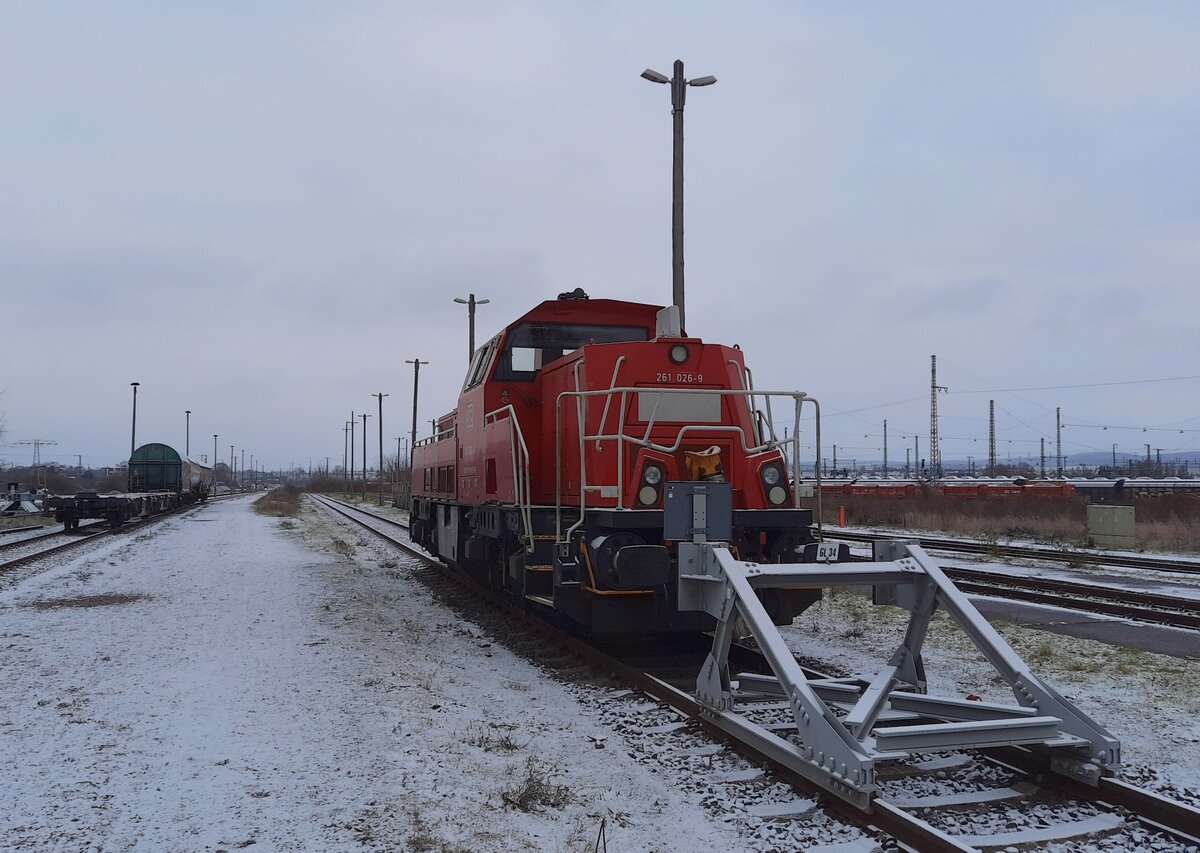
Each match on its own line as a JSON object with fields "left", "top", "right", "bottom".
{"left": 0, "top": 522, "right": 105, "bottom": 552}
{"left": 984, "top": 746, "right": 1200, "bottom": 847}
{"left": 0, "top": 524, "right": 43, "bottom": 537}
{"left": 946, "top": 571, "right": 1200, "bottom": 631}
{"left": 830, "top": 529, "right": 1200, "bottom": 575}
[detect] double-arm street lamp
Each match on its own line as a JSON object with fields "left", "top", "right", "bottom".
{"left": 453, "top": 294, "right": 490, "bottom": 363}
{"left": 641, "top": 60, "right": 716, "bottom": 334}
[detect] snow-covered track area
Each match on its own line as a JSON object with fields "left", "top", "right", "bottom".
{"left": 312, "top": 496, "right": 1200, "bottom": 851}
{"left": 831, "top": 529, "right": 1200, "bottom": 576}
{"left": 0, "top": 513, "right": 185, "bottom": 581}
{"left": 943, "top": 565, "right": 1200, "bottom": 630}
{"left": 0, "top": 520, "right": 104, "bottom": 556}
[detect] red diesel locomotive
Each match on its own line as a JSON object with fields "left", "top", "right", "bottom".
{"left": 409, "top": 291, "right": 823, "bottom": 633}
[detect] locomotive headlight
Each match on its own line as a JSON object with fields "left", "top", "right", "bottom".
{"left": 768, "top": 485, "right": 788, "bottom": 505}
{"left": 638, "top": 485, "right": 659, "bottom": 506}
{"left": 761, "top": 465, "right": 782, "bottom": 486}
{"left": 643, "top": 464, "right": 663, "bottom": 486}
{"left": 669, "top": 344, "right": 690, "bottom": 364}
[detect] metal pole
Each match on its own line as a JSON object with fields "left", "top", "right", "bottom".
{"left": 454, "top": 295, "right": 490, "bottom": 362}
{"left": 185, "top": 410, "right": 191, "bottom": 457}
{"left": 374, "top": 392, "right": 389, "bottom": 506}
{"left": 129, "top": 382, "right": 139, "bottom": 490}
{"left": 230, "top": 446, "right": 235, "bottom": 491}
{"left": 1056, "top": 406, "right": 1063, "bottom": 478}
{"left": 395, "top": 436, "right": 401, "bottom": 504}
{"left": 642, "top": 61, "right": 715, "bottom": 332}
{"left": 343, "top": 422, "right": 350, "bottom": 497}
{"left": 213, "top": 434, "right": 218, "bottom": 492}
{"left": 360, "top": 413, "right": 371, "bottom": 498}
{"left": 406, "top": 359, "right": 429, "bottom": 465}
{"left": 350, "top": 410, "right": 356, "bottom": 497}
{"left": 882, "top": 419, "right": 888, "bottom": 479}
{"left": 241, "top": 449, "right": 245, "bottom": 491}
{"left": 670, "top": 59, "right": 686, "bottom": 330}
{"left": 988, "top": 400, "right": 996, "bottom": 477}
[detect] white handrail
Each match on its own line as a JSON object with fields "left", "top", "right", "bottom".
{"left": 484, "top": 404, "right": 534, "bottom": 554}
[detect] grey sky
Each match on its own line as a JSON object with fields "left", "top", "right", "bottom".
{"left": 3, "top": 2, "right": 1199, "bottom": 472}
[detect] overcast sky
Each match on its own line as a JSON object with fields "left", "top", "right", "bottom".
{"left": 3, "top": 2, "right": 1199, "bottom": 473}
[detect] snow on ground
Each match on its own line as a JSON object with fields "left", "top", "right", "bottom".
{"left": 1, "top": 495, "right": 871, "bottom": 852}
{"left": 783, "top": 587, "right": 1200, "bottom": 797}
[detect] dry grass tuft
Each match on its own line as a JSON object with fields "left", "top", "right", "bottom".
{"left": 500, "top": 758, "right": 574, "bottom": 811}
{"left": 254, "top": 486, "right": 302, "bottom": 517}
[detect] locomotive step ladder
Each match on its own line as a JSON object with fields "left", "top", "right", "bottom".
{"left": 667, "top": 481, "right": 1119, "bottom": 810}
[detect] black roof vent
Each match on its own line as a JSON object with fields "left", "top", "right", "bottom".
{"left": 557, "top": 287, "right": 589, "bottom": 301}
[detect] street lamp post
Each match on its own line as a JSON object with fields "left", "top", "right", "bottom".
{"left": 360, "top": 413, "right": 371, "bottom": 500}
{"left": 230, "top": 446, "right": 235, "bottom": 491}
{"left": 128, "top": 382, "right": 140, "bottom": 490}
{"left": 241, "top": 449, "right": 246, "bottom": 492}
{"left": 405, "top": 359, "right": 429, "bottom": 465}
{"left": 343, "top": 421, "right": 351, "bottom": 497}
{"left": 641, "top": 59, "right": 716, "bottom": 333}
{"left": 213, "top": 434, "right": 218, "bottom": 493}
{"left": 185, "top": 410, "right": 191, "bottom": 457}
{"left": 349, "top": 411, "right": 356, "bottom": 497}
{"left": 453, "top": 294, "right": 490, "bottom": 362}
{"left": 373, "top": 392, "right": 389, "bottom": 505}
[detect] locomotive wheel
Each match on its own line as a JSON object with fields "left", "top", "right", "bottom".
{"left": 768, "top": 531, "right": 808, "bottom": 563}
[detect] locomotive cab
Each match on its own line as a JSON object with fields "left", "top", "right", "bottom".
{"left": 410, "top": 292, "right": 823, "bottom": 633}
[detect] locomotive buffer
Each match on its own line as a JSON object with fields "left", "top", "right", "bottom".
{"left": 667, "top": 481, "right": 1119, "bottom": 810}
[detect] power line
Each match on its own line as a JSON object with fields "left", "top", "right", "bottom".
{"left": 948, "top": 374, "right": 1200, "bottom": 394}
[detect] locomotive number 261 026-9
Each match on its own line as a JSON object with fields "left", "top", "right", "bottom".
{"left": 656, "top": 372, "right": 704, "bottom": 383}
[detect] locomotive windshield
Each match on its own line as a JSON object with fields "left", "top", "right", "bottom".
{"left": 493, "top": 322, "right": 649, "bottom": 381}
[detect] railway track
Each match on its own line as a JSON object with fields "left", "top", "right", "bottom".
{"left": 0, "top": 496, "right": 238, "bottom": 576}
{"left": 0, "top": 521, "right": 106, "bottom": 554}
{"left": 0, "top": 523, "right": 44, "bottom": 537}
{"left": 828, "top": 529, "right": 1200, "bottom": 576}
{"left": 310, "top": 494, "right": 1200, "bottom": 852}
{"left": 944, "top": 566, "right": 1200, "bottom": 631}
{"left": 832, "top": 530, "right": 1200, "bottom": 631}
